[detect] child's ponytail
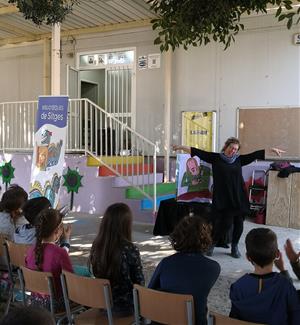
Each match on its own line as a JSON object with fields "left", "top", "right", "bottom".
{"left": 34, "top": 208, "right": 62, "bottom": 271}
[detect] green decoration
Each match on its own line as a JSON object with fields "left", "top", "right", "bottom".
{"left": 0, "top": 161, "right": 15, "bottom": 190}
{"left": 63, "top": 167, "right": 83, "bottom": 210}
{"left": 148, "top": 0, "right": 300, "bottom": 51}
{"left": 8, "top": 0, "right": 79, "bottom": 26}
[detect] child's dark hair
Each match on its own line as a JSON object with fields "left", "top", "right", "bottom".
{"left": 89, "top": 203, "right": 132, "bottom": 285}
{"left": 245, "top": 228, "right": 278, "bottom": 268}
{"left": 170, "top": 215, "right": 212, "bottom": 253}
{"left": 0, "top": 305, "right": 54, "bottom": 325}
{"left": 22, "top": 197, "right": 51, "bottom": 225}
{"left": 35, "top": 209, "right": 62, "bottom": 270}
{"left": 0, "top": 185, "right": 28, "bottom": 213}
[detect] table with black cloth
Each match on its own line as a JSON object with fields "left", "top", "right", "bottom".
{"left": 153, "top": 198, "right": 213, "bottom": 236}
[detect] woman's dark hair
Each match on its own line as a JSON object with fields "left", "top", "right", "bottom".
{"left": 245, "top": 228, "right": 278, "bottom": 268}
{"left": 222, "top": 137, "right": 241, "bottom": 152}
{"left": 170, "top": 215, "right": 212, "bottom": 253}
{"left": 0, "top": 185, "right": 28, "bottom": 213}
{"left": 89, "top": 203, "right": 133, "bottom": 285}
{"left": 35, "top": 209, "right": 62, "bottom": 270}
{"left": 23, "top": 197, "right": 51, "bottom": 225}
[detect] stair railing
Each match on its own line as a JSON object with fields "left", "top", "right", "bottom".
{"left": 0, "top": 99, "right": 158, "bottom": 212}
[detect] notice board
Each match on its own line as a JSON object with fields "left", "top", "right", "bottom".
{"left": 237, "top": 107, "right": 300, "bottom": 160}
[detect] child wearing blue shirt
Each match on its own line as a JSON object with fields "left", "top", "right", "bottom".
{"left": 230, "top": 228, "right": 300, "bottom": 325}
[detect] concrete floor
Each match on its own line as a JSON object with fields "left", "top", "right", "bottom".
{"left": 67, "top": 212, "right": 300, "bottom": 287}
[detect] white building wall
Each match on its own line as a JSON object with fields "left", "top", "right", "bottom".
{"left": 0, "top": 15, "right": 299, "bottom": 152}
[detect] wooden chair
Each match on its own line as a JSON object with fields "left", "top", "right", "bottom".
{"left": 133, "top": 284, "right": 194, "bottom": 325}
{"left": 18, "top": 266, "right": 66, "bottom": 324}
{"left": 208, "top": 312, "right": 266, "bottom": 325}
{"left": 60, "top": 270, "right": 134, "bottom": 324}
{"left": 3, "top": 240, "right": 30, "bottom": 314}
{"left": 0, "top": 234, "right": 8, "bottom": 271}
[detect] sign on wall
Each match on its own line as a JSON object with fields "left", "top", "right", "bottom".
{"left": 181, "top": 111, "right": 216, "bottom": 151}
{"left": 29, "top": 96, "right": 69, "bottom": 207}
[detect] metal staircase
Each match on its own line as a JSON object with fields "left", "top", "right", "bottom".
{"left": 0, "top": 98, "right": 158, "bottom": 211}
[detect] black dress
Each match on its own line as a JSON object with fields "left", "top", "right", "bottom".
{"left": 191, "top": 148, "right": 265, "bottom": 245}
{"left": 191, "top": 148, "right": 265, "bottom": 215}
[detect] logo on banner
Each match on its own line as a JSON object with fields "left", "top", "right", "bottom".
{"left": 29, "top": 96, "right": 69, "bottom": 207}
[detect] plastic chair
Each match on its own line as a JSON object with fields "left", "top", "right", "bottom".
{"left": 208, "top": 312, "right": 266, "bottom": 325}
{"left": 3, "top": 240, "right": 30, "bottom": 314}
{"left": 18, "top": 266, "right": 67, "bottom": 324}
{"left": 60, "top": 270, "right": 134, "bottom": 324}
{"left": 133, "top": 284, "right": 194, "bottom": 325}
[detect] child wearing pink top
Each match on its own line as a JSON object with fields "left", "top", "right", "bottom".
{"left": 25, "top": 208, "right": 73, "bottom": 311}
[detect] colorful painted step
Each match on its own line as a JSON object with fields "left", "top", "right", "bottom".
{"left": 87, "top": 155, "right": 143, "bottom": 167}
{"left": 141, "top": 193, "right": 176, "bottom": 210}
{"left": 98, "top": 163, "right": 153, "bottom": 176}
{"left": 125, "top": 182, "right": 176, "bottom": 200}
{"left": 112, "top": 173, "right": 163, "bottom": 187}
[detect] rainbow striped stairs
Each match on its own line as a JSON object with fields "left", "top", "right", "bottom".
{"left": 87, "top": 156, "right": 176, "bottom": 210}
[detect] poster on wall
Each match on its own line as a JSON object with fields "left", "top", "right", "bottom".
{"left": 138, "top": 55, "right": 148, "bottom": 70}
{"left": 181, "top": 111, "right": 216, "bottom": 151}
{"left": 176, "top": 154, "right": 213, "bottom": 203}
{"left": 29, "top": 96, "right": 69, "bottom": 208}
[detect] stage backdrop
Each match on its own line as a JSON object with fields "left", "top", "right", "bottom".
{"left": 176, "top": 153, "right": 213, "bottom": 203}
{"left": 29, "top": 96, "right": 69, "bottom": 207}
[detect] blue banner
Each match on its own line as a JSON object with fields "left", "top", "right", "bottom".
{"left": 30, "top": 96, "right": 69, "bottom": 207}
{"left": 36, "top": 96, "right": 68, "bottom": 130}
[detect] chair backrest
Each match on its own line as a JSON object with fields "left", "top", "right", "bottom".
{"left": 20, "top": 265, "right": 53, "bottom": 295}
{"left": 0, "top": 234, "right": 5, "bottom": 258}
{"left": 133, "top": 284, "right": 194, "bottom": 325}
{"left": 5, "top": 240, "right": 30, "bottom": 267}
{"left": 209, "top": 312, "right": 266, "bottom": 325}
{"left": 61, "top": 270, "right": 112, "bottom": 309}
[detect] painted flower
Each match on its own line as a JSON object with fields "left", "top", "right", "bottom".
{"left": 63, "top": 167, "right": 83, "bottom": 193}
{"left": 0, "top": 160, "right": 15, "bottom": 185}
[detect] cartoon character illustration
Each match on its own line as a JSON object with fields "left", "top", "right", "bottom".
{"left": 29, "top": 173, "right": 61, "bottom": 207}
{"left": 36, "top": 129, "right": 63, "bottom": 169}
{"left": 47, "top": 140, "right": 63, "bottom": 167}
{"left": 41, "top": 129, "right": 52, "bottom": 145}
{"left": 36, "top": 146, "right": 48, "bottom": 171}
{"left": 177, "top": 156, "right": 212, "bottom": 202}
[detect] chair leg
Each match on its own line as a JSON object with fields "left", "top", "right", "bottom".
{"left": 4, "top": 285, "right": 14, "bottom": 315}
{"left": 133, "top": 288, "right": 141, "bottom": 325}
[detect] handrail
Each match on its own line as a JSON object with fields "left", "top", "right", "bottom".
{"left": 0, "top": 99, "right": 158, "bottom": 212}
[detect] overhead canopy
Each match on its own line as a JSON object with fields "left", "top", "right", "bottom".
{"left": 0, "top": 0, "right": 156, "bottom": 46}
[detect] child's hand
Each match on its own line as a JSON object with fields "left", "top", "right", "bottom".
{"left": 285, "top": 239, "right": 300, "bottom": 263}
{"left": 274, "top": 250, "right": 285, "bottom": 272}
{"left": 61, "top": 224, "right": 72, "bottom": 241}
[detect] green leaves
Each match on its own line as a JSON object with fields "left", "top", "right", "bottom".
{"left": 148, "top": 0, "right": 300, "bottom": 51}
{"left": 8, "top": 0, "right": 79, "bottom": 25}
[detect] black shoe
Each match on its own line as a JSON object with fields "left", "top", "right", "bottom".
{"left": 231, "top": 244, "right": 241, "bottom": 258}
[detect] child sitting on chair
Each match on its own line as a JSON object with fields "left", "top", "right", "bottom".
{"left": 230, "top": 228, "right": 300, "bottom": 325}
{"left": 0, "top": 185, "right": 28, "bottom": 241}
{"left": 148, "top": 215, "right": 220, "bottom": 325}
{"left": 89, "top": 203, "right": 145, "bottom": 317}
{"left": 25, "top": 208, "right": 73, "bottom": 311}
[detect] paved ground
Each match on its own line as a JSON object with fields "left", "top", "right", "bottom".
{"left": 67, "top": 212, "right": 300, "bottom": 314}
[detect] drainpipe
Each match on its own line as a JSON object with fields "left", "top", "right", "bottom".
{"left": 164, "top": 50, "right": 172, "bottom": 182}
{"left": 51, "top": 23, "right": 61, "bottom": 95}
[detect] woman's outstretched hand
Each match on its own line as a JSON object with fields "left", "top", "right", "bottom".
{"left": 271, "top": 147, "right": 286, "bottom": 157}
{"left": 172, "top": 145, "right": 191, "bottom": 154}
